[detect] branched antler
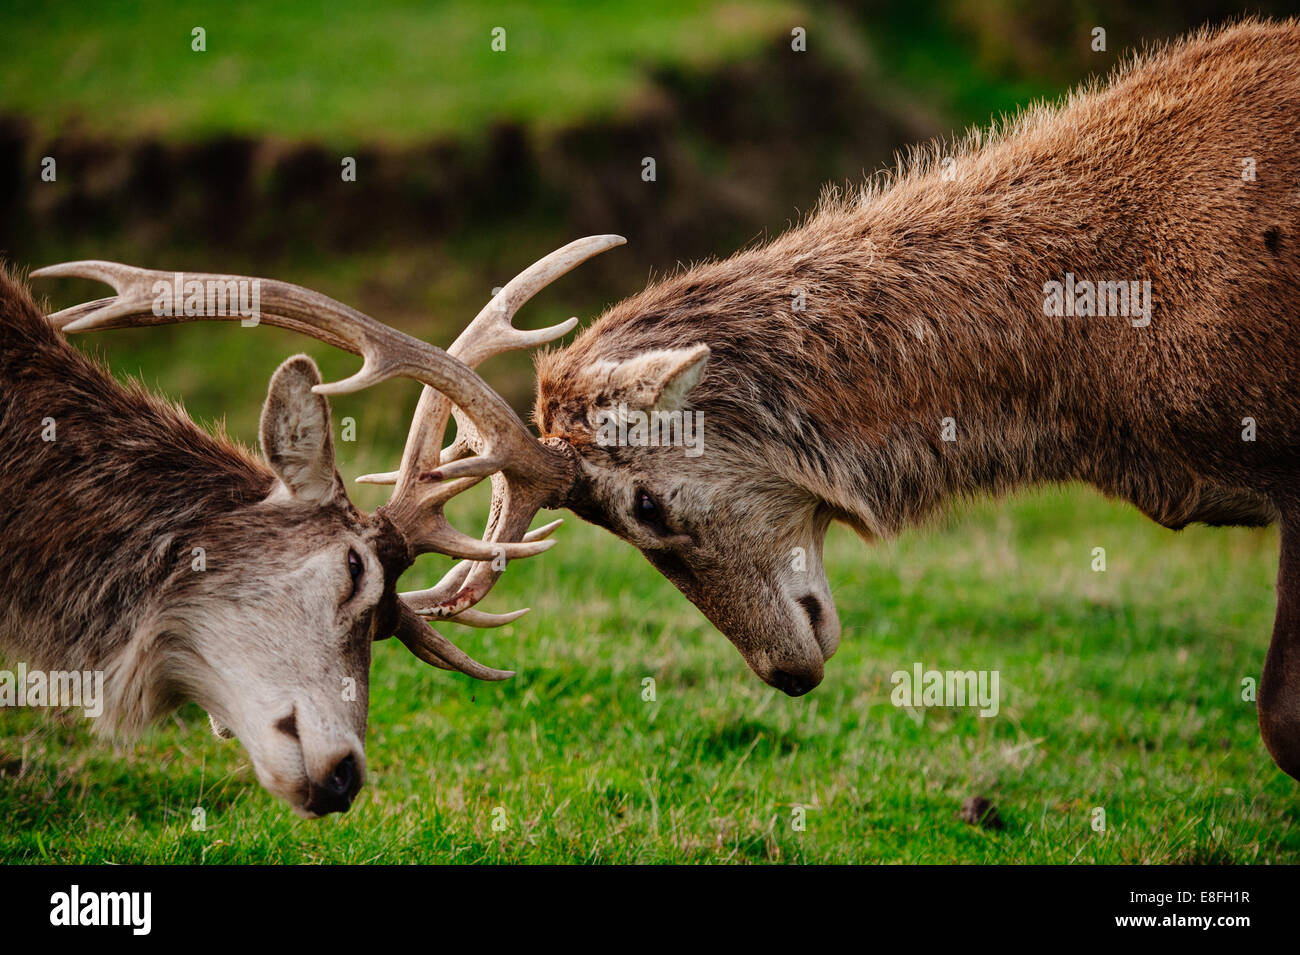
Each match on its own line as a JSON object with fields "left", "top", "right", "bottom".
{"left": 355, "top": 236, "right": 625, "bottom": 620}
{"left": 33, "top": 235, "right": 623, "bottom": 676}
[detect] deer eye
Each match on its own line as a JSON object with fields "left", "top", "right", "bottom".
{"left": 634, "top": 488, "right": 670, "bottom": 535}
{"left": 635, "top": 489, "right": 658, "bottom": 521}
{"left": 346, "top": 548, "right": 364, "bottom": 600}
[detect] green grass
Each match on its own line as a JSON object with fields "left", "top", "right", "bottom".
{"left": 1, "top": 480, "right": 1292, "bottom": 863}
{"left": 0, "top": 0, "right": 796, "bottom": 144}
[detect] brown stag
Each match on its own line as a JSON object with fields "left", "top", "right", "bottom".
{"left": 441, "top": 22, "right": 1300, "bottom": 778}
{"left": 3, "top": 235, "right": 618, "bottom": 815}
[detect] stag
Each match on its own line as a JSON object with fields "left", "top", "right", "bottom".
{"left": 412, "top": 23, "right": 1300, "bottom": 778}
{"left": 4, "top": 235, "right": 620, "bottom": 815}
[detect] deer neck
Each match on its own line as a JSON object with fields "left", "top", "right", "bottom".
{"left": 0, "top": 303, "right": 273, "bottom": 674}
{"left": 774, "top": 178, "right": 1132, "bottom": 537}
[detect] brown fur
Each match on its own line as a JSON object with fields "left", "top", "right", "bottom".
{"left": 535, "top": 19, "right": 1300, "bottom": 778}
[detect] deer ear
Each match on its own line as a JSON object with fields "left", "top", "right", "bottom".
{"left": 260, "top": 355, "right": 340, "bottom": 505}
{"left": 600, "top": 344, "right": 710, "bottom": 411}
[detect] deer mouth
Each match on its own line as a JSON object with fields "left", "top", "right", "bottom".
{"left": 261, "top": 752, "right": 318, "bottom": 819}
{"left": 751, "top": 591, "right": 841, "bottom": 696}
{"left": 767, "top": 667, "right": 822, "bottom": 697}
{"left": 233, "top": 710, "right": 362, "bottom": 819}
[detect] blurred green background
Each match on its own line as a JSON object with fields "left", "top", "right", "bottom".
{"left": 2, "top": 0, "right": 1299, "bottom": 862}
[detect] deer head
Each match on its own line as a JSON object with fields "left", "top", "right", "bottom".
{"left": 32, "top": 236, "right": 621, "bottom": 815}
{"left": 366, "top": 247, "right": 849, "bottom": 698}
{"left": 533, "top": 336, "right": 843, "bottom": 698}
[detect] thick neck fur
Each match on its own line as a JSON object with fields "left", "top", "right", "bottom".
{"left": 0, "top": 268, "right": 273, "bottom": 719}
{"left": 539, "top": 19, "right": 1299, "bottom": 535}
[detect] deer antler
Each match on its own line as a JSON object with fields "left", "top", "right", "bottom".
{"left": 357, "top": 235, "right": 625, "bottom": 620}
{"left": 33, "top": 235, "right": 623, "bottom": 676}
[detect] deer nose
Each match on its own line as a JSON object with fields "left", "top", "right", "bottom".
{"left": 768, "top": 667, "right": 821, "bottom": 697}
{"left": 305, "top": 753, "right": 362, "bottom": 815}
{"left": 798, "top": 593, "right": 841, "bottom": 660}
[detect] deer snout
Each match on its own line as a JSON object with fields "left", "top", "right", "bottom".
{"left": 303, "top": 752, "right": 363, "bottom": 816}
{"left": 754, "top": 637, "right": 826, "bottom": 696}
{"left": 798, "top": 592, "right": 841, "bottom": 660}
{"left": 711, "top": 584, "right": 838, "bottom": 696}
{"left": 768, "top": 665, "right": 823, "bottom": 697}
{"left": 750, "top": 591, "right": 840, "bottom": 696}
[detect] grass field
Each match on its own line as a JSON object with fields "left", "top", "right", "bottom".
{"left": 0, "top": 0, "right": 797, "bottom": 144}
{"left": 1, "top": 478, "right": 1292, "bottom": 863}
{"left": 0, "top": 0, "right": 1092, "bottom": 147}
{"left": 3, "top": 0, "right": 1298, "bottom": 864}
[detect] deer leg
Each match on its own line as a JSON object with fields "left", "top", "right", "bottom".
{"left": 1260, "top": 512, "right": 1300, "bottom": 781}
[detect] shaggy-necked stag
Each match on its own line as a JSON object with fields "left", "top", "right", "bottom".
{"left": 4, "top": 235, "right": 619, "bottom": 815}
{"left": 408, "top": 23, "right": 1300, "bottom": 778}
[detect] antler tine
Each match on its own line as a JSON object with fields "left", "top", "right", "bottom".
{"left": 398, "top": 460, "right": 562, "bottom": 620}
{"left": 399, "top": 517, "right": 561, "bottom": 603}
{"left": 36, "top": 261, "right": 357, "bottom": 353}
{"left": 353, "top": 236, "right": 623, "bottom": 489}
{"left": 393, "top": 604, "right": 513, "bottom": 681}
{"left": 451, "top": 234, "right": 624, "bottom": 366}
{"left": 379, "top": 236, "right": 622, "bottom": 621}
{"left": 447, "top": 607, "right": 530, "bottom": 628}
{"left": 382, "top": 235, "right": 623, "bottom": 484}
{"left": 353, "top": 408, "right": 475, "bottom": 485}
{"left": 402, "top": 559, "right": 475, "bottom": 607}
